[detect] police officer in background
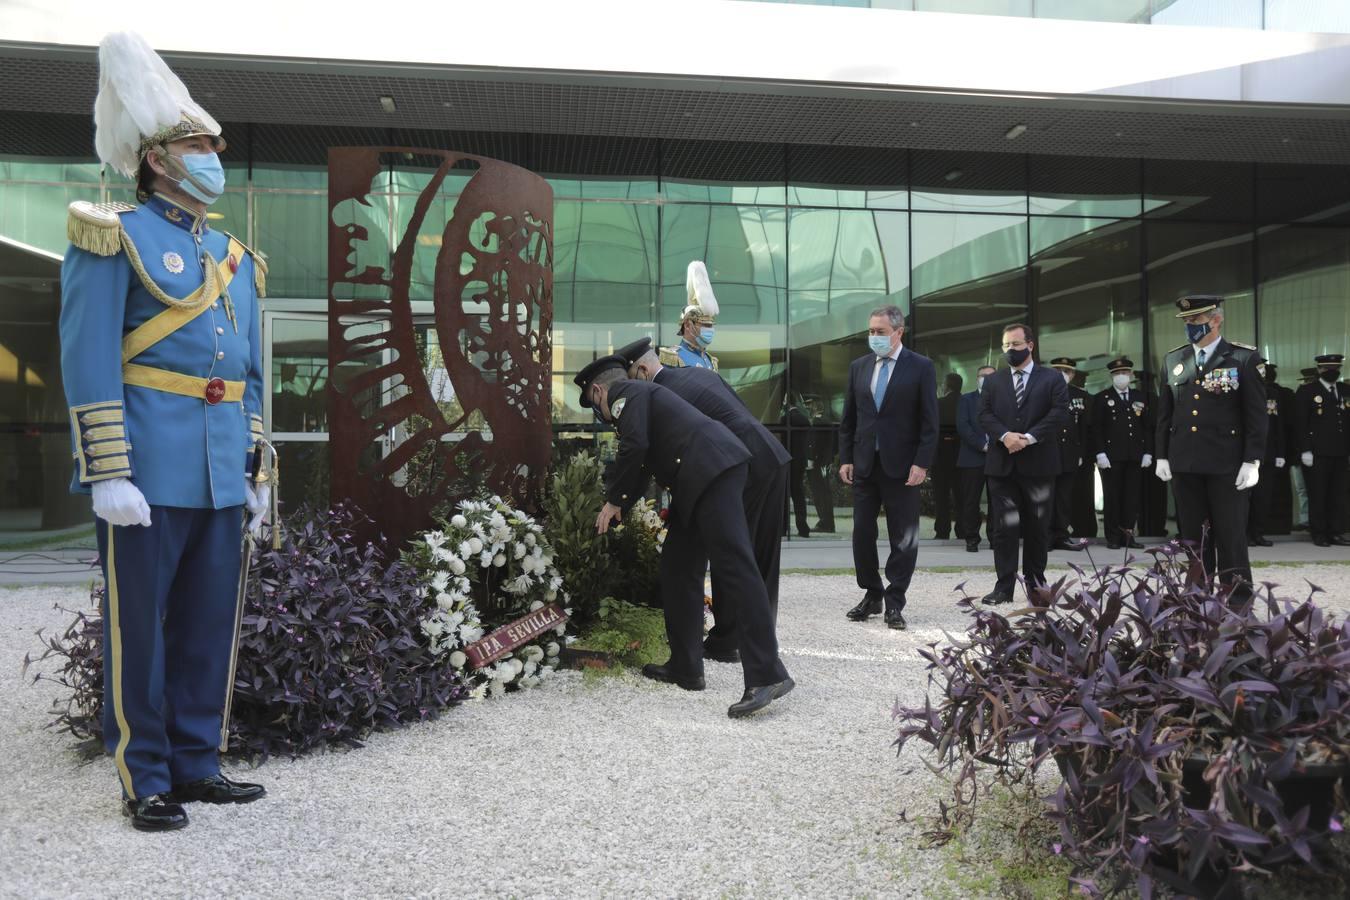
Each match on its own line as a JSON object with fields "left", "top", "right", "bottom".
{"left": 659, "top": 261, "right": 719, "bottom": 371}
{"left": 1247, "top": 358, "right": 1287, "bottom": 547}
{"left": 620, "top": 336, "right": 791, "bottom": 658}
{"left": 576, "top": 356, "right": 794, "bottom": 718}
{"left": 1292, "top": 366, "right": 1321, "bottom": 531}
{"left": 1154, "top": 295, "right": 1267, "bottom": 592}
{"left": 1092, "top": 358, "right": 1154, "bottom": 550}
{"left": 1294, "top": 353, "right": 1350, "bottom": 547}
{"left": 1047, "top": 357, "right": 1089, "bottom": 551}
{"left": 60, "top": 33, "right": 268, "bottom": 831}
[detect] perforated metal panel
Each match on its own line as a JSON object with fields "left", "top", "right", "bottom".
{"left": 2, "top": 49, "right": 1349, "bottom": 164}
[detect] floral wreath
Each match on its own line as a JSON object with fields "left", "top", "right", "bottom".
{"left": 406, "top": 496, "right": 570, "bottom": 698}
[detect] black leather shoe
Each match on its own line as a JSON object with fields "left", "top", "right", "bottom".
{"left": 1250, "top": 536, "right": 1273, "bottom": 547}
{"left": 885, "top": 609, "right": 907, "bottom": 630}
{"left": 1106, "top": 542, "right": 1122, "bottom": 550}
{"left": 1125, "top": 539, "right": 1144, "bottom": 549}
{"left": 1331, "top": 535, "right": 1350, "bottom": 547}
{"left": 169, "top": 774, "right": 266, "bottom": 805}
{"left": 727, "top": 676, "right": 795, "bottom": 718}
{"left": 640, "top": 662, "right": 705, "bottom": 691}
{"left": 703, "top": 641, "right": 740, "bottom": 663}
{"left": 846, "top": 593, "right": 883, "bottom": 621}
{"left": 965, "top": 540, "right": 980, "bottom": 553}
{"left": 123, "top": 795, "right": 189, "bottom": 831}
{"left": 981, "top": 590, "right": 1014, "bottom": 606}
{"left": 1314, "top": 537, "right": 1332, "bottom": 548}
{"left": 1052, "top": 539, "right": 1085, "bottom": 551}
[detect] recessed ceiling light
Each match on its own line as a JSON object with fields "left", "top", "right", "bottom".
{"left": 943, "top": 169, "right": 964, "bottom": 182}
{"left": 1004, "top": 123, "right": 1027, "bottom": 140}
{"left": 379, "top": 95, "right": 397, "bottom": 114}
{"left": 442, "top": 102, "right": 453, "bottom": 108}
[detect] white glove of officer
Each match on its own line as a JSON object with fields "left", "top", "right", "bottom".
{"left": 244, "top": 481, "right": 270, "bottom": 537}
{"left": 1141, "top": 454, "right": 1153, "bottom": 468}
{"left": 91, "top": 477, "right": 152, "bottom": 528}
{"left": 1302, "top": 451, "right": 1314, "bottom": 468}
{"left": 1275, "top": 457, "right": 1285, "bottom": 469}
{"left": 1095, "top": 453, "right": 1111, "bottom": 469}
{"left": 1235, "top": 462, "right": 1260, "bottom": 491}
{"left": 1154, "top": 459, "right": 1172, "bottom": 482}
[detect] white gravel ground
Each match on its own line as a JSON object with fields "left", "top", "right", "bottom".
{"left": 3, "top": 566, "right": 1349, "bottom": 899}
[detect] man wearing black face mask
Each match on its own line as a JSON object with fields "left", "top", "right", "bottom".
{"left": 978, "top": 324, "right": 1069, "bottom": 605}
{"left": 1154, "top": 295, "right": 1267, "bottom": 594}
{"left": 1294, "top": 353, "right": 1350, "bottom": 547}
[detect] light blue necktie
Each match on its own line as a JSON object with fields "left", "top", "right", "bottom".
{"left": 1197, "top": 348, "right": 1206, "bottom": 369}
{"left": 873, "top": 357, "right": 891, "bottom": 409}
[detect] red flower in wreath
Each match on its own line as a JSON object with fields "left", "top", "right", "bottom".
{"left": 658, "top": 507, "right": 669, "bottom": 521}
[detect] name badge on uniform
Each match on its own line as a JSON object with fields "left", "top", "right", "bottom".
{"left": 1173, "top": 363, "right": 1184, "bottom": 377}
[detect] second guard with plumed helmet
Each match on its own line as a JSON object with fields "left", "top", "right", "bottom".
{"left": 660, "top": 261, "right": 720, "bottom": 370}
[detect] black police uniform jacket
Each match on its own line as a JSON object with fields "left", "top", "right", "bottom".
{"left": 1091, "top": 385, "right": 1154, "bottom": 463}
{"left": 1156, "top": 338, "right": 1267, "bottom": 474}
{"left": 653, "top": 366, "right": 790, "bottom": 485}
{"left": 1294, "top": 378, "right": 1350, "bottom": 457}
{"left": 602, "top": 379, "right": 751, "bottom": 525}
{"left": 1056, "top": 384, "right": 1092, "bottom": 474}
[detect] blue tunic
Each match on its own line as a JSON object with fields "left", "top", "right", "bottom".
{"left": 60, "top": 195, "right": 264, "bottom": 509}
{"left": 675, "top": 341, "right": 716, "bottom": 370}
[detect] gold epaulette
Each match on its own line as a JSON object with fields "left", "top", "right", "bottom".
{"left": 1230, "top": 341, "right": 1257, "bottom": 351}
{"left": 66, "top": 201, "right": 135, "bottom": 257}
{"left": 709, "top": 353, "right": 719, "bottom": 372}
{"left": 658, "top": 347, "right": 683, "bottom": 367}
{"left": 223, "top": 230, "right": 268, "bottom": 298}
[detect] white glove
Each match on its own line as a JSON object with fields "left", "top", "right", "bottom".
{"left": 1155, "top": 459, "right": 1172, "bottom": 482}
{"left": 1275, "top": 457, "right": 1285, "bottom": 469}
{"left": 1235, "top": 462, "right": 1260, "bottom": 491}
{"left": 91, "top": 477, "right": 152, "bottom": 528}
{"left": 1077, "top": 457, "right": 1083, "bottom": 467}
{"left": 245, "top": 481, "right": 271, "bottom": 536}
{"left": 1095, "top": 453, "right": 1111, "bottom": 469}
{"left": 1302, "top": 452, "right": 1314, "bottom": 467}
{"left": 1141, "top": 454, "right": 1153, "bottom": 468}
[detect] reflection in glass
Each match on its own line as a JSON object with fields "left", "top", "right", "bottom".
{"left": 0, "top": 183, "right": 101, "bottom": 255}
{"left": 1031, "top": 217, "right": 1143, "bottom": 393}
{"left": 662, "top": 204, "right": 787, "bottom": 421}
{"left": 661, "top": 139, "right": 787, "bottom": 206}
{"left": 1144, "top": 159, "right": 1253, "bottom": 222}
{"left": 911, "top": 212, "right": 1028, "bottom": 387}
{"left": 274, "top": 441, "right": 330, "bottom": 513}
{"left": 1029, "top": 154, "right": 1142, "bottom": 219}
{"left": 788, "top": 209, "right": 909, "bottom": 421}
{"left": 256, "top": 192, "right": 333, "bottom": 300}
{"left": 911, "top": 150, "right": 1027, "bottom": 215}
{"left": 787, "top": 145, "right": 907, "bottom": 210}
{"left": 1257, "top": 225, "right": 1350, "bottom": 371}
{"left": 270, "top": 317, "right": 385, "bottom": 434}
{"left": 1144, "top": 222, "right": 1256, "bottom": 378}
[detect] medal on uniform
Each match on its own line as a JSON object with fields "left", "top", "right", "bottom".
{"left": 162, "top": 250, "right": 184, "bottom": 274}
{"left": 1107, "top": 399, "right": 1115, "bottom": 407}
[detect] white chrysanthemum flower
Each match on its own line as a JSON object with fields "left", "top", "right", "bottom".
{"left": 478, "top": 551, "right": 494, "bottom": 568}
{"left": 524, "top": 645, "right": 545, "bottom": 662}
{"left": 514, "top": 542, "right": 527, "bottom": 559}
{"left": 546, "top": 642, "right": 560, "bottom": 657}
{"left": 430, "top": 571, "right": 450, "bottom": 592}
{"left": 457, "top": 540, "right": 473, "bottom": 559}
{"left": 436, "top": 592, "right": 455, "bottom": 611}
{"left": 524, "top": 532, "right": 536, "bottom": 547}
{"left": 455, "top": 576, "right": 470, "bottom": 593}
{"left": 529, "top": 600, "right": 545, "bottom": 612}
{"left": 450, "top": 558, "right": 466, "bottom": 576}
{"left": 450, "top": 514, "right": 468, "bottom": 528}
{"left": 545, "top": 589, "right": 557, "bottom": 601}
{"left": 492, "top": 553, "right": 506, "bottom": 567}
{"left": 506, "top": 574, "right": 533, "bottom": 594}
{"left": 531, "top": 545, "right": 543, "bottom": 559}
{"left": 461, "top": 624, "right": 484, "bottom": 643}
{"left": 488, "top": 679, "right": 506, "bottom": 698}
{"left": 549, "top": 576, "right": 564, "bottom": 591}
{"left": 555, "top": 624, "right": 566, "bottom": 636}
{"left": 467, "top": 537, "right": 484, "bottom": 554}
{"left": 469, "top": 684, "right": 487, "bottom": 701}
{"left": 448, "top": 650, "right": 467, "bottom": 668}
{"left": 522, "top": 659, "right": 538, "bottom": 678}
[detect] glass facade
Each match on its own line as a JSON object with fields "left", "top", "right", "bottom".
{"left": 3, "top": 136, "right": 1349, "bottom": 544}
{"left": 747, "top": 0, "right": 1350, "bottom": 32}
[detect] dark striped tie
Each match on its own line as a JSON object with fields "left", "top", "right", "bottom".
{"left": 1014, "top": 370, "right": 1026, "bottom": 407}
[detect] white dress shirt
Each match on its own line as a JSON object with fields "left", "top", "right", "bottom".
{"left": 869, "top": 342, "right": 903, "bottom": 397}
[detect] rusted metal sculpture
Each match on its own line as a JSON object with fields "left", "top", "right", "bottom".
{"left": 328, "top": 147, "right": 553, "bottom": 549}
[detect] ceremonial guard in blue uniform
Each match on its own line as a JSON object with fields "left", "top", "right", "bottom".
{"left": 659, "top": 261, "right": 720, "bottom": 371}
{"left": 1154, "top": 295, "right": 1266, "bottom": 594}
{"left": 60, "top": 33, "right": 269, "bottom": 831}
{"left": 575, "top": 356, "right": 794, "bottom": 718}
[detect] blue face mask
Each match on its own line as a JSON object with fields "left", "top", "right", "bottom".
{"left": 1185, "top": 321, "right": 1211, "bottom": 344}
{"left": 868, "top": 335, "right": 892, "bottom": 356}
{"left": 171, "top": 152, "right": 226, "bottom": 205}
{"left": 697, "top": 327, "right": 715, "bottom": 348}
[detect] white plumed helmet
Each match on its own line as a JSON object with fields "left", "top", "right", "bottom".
{"left": 681, "top": 260, "right": 719, "bottom": 325}
{"left": 93, "top": 32, "right": 224, "bottom": 178}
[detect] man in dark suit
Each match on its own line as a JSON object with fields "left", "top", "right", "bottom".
{"left": 838, "top": 305, "right": 938, "bottom": 630}
{"left": 1047, "top": 357, "right": 1090, "bottom": 552}
{"left": 1091, "top": 357, "right": 1154, "bottom": 550}
{"left": 1154, "top": 295, "right": 1267, "bottom": 593}
{"left": 978, "top": 323, "right": 1070, "bottom": 605}
{"left": 1294, "top": 353, "right": 1350, "bottom": 547}
{"left": 577, "top": 356, "right": 793, "bottom": 718}
{"left": 932, "top": 373, "right": 963, "bottom": 540}
{"left": 1247, "top": 358, "right": 1288, "bottom": 547}
{"left": 620, "top": 337, "right": 791, "bottom": 660}
{"left": 957, "top": 365, "right": 996, "bottom": 552}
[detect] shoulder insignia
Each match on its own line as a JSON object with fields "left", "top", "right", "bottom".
{"left": 610, "top": 397, "right": 627, "bottom": 419}
{"left": 223, "top": 230, "right": 268, "bottom": 298}
{"left": 1167, "top": 343, "right": 1189, "bottom": 355}
{"left": 1229, "top": 341, "right": 1257, "bottom": 351}
{"left": 658, "top": 347, "right": 683, "bottom": 367}
{"left": 67, "top": 201, "right": 135, "bottom": 257}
